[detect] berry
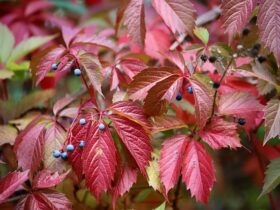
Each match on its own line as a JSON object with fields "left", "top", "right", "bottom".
{"left": 249, "top": 48, "right": 259, "bottom": 57}
{"left": 61, "top": 152, "right": 68, "bottom": 160}
{"left": 176, "top": 93, "right": 182, "bottom": 101}
{"left": 187, "top": 86, "right": 193, "bottom": 94}
{"left": 213, "top": 82, "right": 220, "bottom": 89}
{"left": 79, "top": 140, "right": 85, "bottom": 148}
{"left": 79, "top": 118, "right": 86, "bottom": 125}
{"left": 250, "top": 16, "right": 257, "bottom": 25}
{"left": 242, "top": 28, "right": 250, "bottom": 36}
{"left": 98, "top": 123, "right": 105, "bottom": 130}
{"left": 209, "top": 56, "right": 217, "bottom": 63}
{"left": 253, "top": 43, "right": 261, "bottom": 51}
{"left": 74, "top": 68, "right": 81, "bottom": 76}
{"left": 51, "top": 63, "right": 58, "bottom": 70}
{"left": 257, "top": 56, "right": 267, "bottom": 63}
{"left": 200, "top": 54, "right": 208, "bottom": 62}
{"left": 53, "top": 150, "right": 61, "bottom": 158}
{"left": 238, "top": 118, "right": 246, "bottom": 125}
{"left": 66, "top": 144, "right": 74, "bottom": 152}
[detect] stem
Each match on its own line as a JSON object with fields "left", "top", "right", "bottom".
{"left": 209, "top": 57, "right": 234, "bottom": 121}
{"left": 172, "top": 176, "right": 182, "bottom": 210}
{"left": 3, "top": 194, "right": 26, "bottom": 203}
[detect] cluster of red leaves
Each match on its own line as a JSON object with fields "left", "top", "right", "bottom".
{"left": 0, "top": 0, "right": 280, "bottom": 209}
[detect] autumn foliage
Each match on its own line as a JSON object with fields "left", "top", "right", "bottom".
{"left": 0, "top": 0, "right": 280, "bottom": 209}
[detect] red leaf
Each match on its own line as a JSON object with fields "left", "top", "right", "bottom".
{"left": 159, "top": 135, "right": 189, "bottom": 193}
{"left": 189, "top": 77, "right": 214, "bottom": 129}
{"left": 218, "top": 92, "right": 264, "bottom": 115}
{"left": 151, "top": 115, "right": 186, "bottom": 133}
{"left": 258, "top": 0, "right": 280, "bottom": 66}
{"left": 32, "top": 46, "right": 66, "bottom": 85}
{"left": 109, "top": 114, "right": 152, "bottom": 175}
{"left": 123, "top": 0, "right": 146, "bottom": 46}
{"left": 16, "top": 191, "right": 71, "bottom": 210}
{"left": 109, "top": 101, "right": 151, "bottom": 128}
{"left": 14, "top": 118, "right": 49, "bottom": 173}
{"left": 44, "top": 122, "right": 67, "bottom": 173}
{"left": 199, "top": 117, "right": 241, "bottom": 149}
{"left": 111, "top": 164, "right": 137, "bottom": 208}
{"left": 221, "top": 0, "right": 256, "bottom": 40}
{"left": 0, "top": 170, "right": 29, "bottom": 204}
{"left": 53, "top": 92, "right": 82, "bottom": 116}
{"left": 144, "top": 75, "right": 182, "bottom": 116}
{"left": 33, "top": 170, "right": 70, "bottom": 189}
{"left": 65, "top": 115, "right": 92, "bottom": 179}
{"left": 182, "top": 141, "right": 215, "bottom": 204}
{"left": 151, "top": 0, "right": 195, "bottom": 35}
{"left": 78, "top": 52, "right": 104, "bottom": 96}
{"left": 128, "top": 67, "right": 180, "bottom": 100}
{"left": 82, "top": 121, "right": 117, "bottom": 200}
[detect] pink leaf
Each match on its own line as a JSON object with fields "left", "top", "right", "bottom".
{"left": 199, "top": 117, "right": 241, "bottom": 149}
{"left": 182, "top": 141, "right": 215, "bottom": 204}
{"left": 33, "top": 170, "right": 70, "bottom": 189}
{"left": 82, "top": 121, "right": 117, "bottom": 200}
{"left": 24, "top": 1, "right": 52, "bottom": 16}
{"left": 61, "top": 26, "right": 80, "bottom": 47}
{"left": 109, "top": 114, "right": 152, "bottom": 175}
{"left": 109, "top": 101, "right": 151, "bottom": 128}
{"left": 119, "top": 58, "right": 148, "bottom": 79}
{"left": 189, "top": 77, "right": 214, "bottom": 130}
{"left": 221, "top": 0, "right": 256, "bottom": 40}
{"left": 159, "top": 135, "right": 189, "bottom": 193}
{"left": 124, "top": 0, "right": 146, "bottom": 46}
{"left": 257, "top": 0, "right": 280, "bottom": 66}
{"left": 218, "top": 92, "right": 264, "bottom": 115}
{"left": 53, "top": 92, "right": 82, "bottom": 116}
{"left": 16, "top": 191, "right": 71, "bottom": 210}
{"left": 0, "top": 170, "right": 29, "bottom": 204}
{"left": 151, "top": 0, "right": 195, "bottom": 35}
{"left": 264, "top": 99, "right": 280, "bottom": 144}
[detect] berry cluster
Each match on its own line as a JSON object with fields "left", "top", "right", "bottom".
{"left": 51, "top": 63, "right": 82, "bottom": 76}
{"left": 175, "top": 86, "right": 193, "bottom": 101}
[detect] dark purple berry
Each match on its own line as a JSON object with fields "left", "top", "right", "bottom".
{"left": 242, "top": 28, "right": 250, "bottom": 36}
{"left": 257, "top": 56, "right": 267, "bottom": 63}
{"left": 200, "top": 54, "right": 208, "bottom": 62}
{"left": 209, "top": 56, "right": 217, "bottom": 63}
{"left": 213, "top": 82, "right": 220, "bottom": 89}
{"left": 238, "top": 118, "right": 246, "bottom": 125}
{"left": 176, "top": 93, "right": 182, "bottom": 101}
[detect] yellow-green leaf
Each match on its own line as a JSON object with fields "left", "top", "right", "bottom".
{"left": 147, "top": 151, "right": 161, "bottom": 191}
{"left": 193, "top": 27, "right": 209, "bottom": 45}
{"left": 0, "top": 69, "right": 14, "bottom": 79}
{"left": 0, "top": 23, "right": 14, "bottom": 63}
{"left": 154, "top": 202, "right": 166, "bottom": 210}
{"left": 7, "top": 35, "right": 56, "bottom": 63}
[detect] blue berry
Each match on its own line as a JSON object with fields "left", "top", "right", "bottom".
{"left": 187, "top": 86, "right": 193, "bottom": 94}
{"left": 238, "top": 118, "right": 246, "bottom": 125}
{"left": 51, "top": 63, "right": 58, "bottom": 70}
{"left": 176, "top": 93, "right": 182, "bottom": 101}
{"left": 61, "top": 152, "right": 68, "bottom": 159}
{"left": 74, "top": 68, "right": 81, "bottom": 76}
{"left": 79, "top": 118, "right": 86, "bottom": 125}
{"left": 53, "top": 150, "right": 61, "bottom": 158}
{"left": 79, "top": 140, "right": 85, "bottom": 148}
{"left": 98, "top": 123, "right": 105, "bottom": 130}
{"left": 66, "top": 144, "right": 74, "bottom": 152}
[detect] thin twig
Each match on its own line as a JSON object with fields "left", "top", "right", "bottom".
{"left": 209, "top": 57, "right": 234, "bottom": 121}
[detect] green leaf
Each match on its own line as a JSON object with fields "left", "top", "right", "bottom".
{"left": 7, "top": 35, "right": 56, "bottom": 63}
{"left": 259, "top": 158, "right": 280, "bottom": 198}
{"left": 154, "top": 202, "right": 166, "bottom": 210}
{"left": 193, "top": 27, "right": 209, "bottom": 45}
{"left": 0, "top": 69, "right": 14, "bottom": 79}
{"left": 6, "top": 61, "right": 30, "bottom": 71}
{"left": 0, "top": 23, "right": 14, "bottom": 64}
